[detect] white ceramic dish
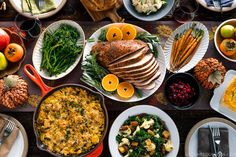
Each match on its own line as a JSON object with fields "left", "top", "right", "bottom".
{"left": 0, "top": 113, "right": 28, "bottom": 157}
{"left": 164, "top": 21, "right": 209, "bottom": 73}
{"left": 196, "top": 0, "right": 236, "bottom": 12}
{"left": 210, "top": 70, "right": 236, "bottom": 122}
{"left": 185, "top": 117, "right": 236, "bottom": 157}
{"left": 9, "top": 0, "right": 67, "bottom": 19}
{"left": 108, "top": 105, "right": 180, "bottom": 157}
{"left": 32, "top": 20, "right": 85, "bottom": 80}
{"left": 214, "top": 19, "right": 236, "bottom": 62}
{"left": 82, "top": 23, "right": 166, "bottom": 102}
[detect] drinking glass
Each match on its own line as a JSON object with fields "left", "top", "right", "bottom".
{"left": 173, "top": 0, "right": 199, "bottom": 23}
{"left": 14, "top": 14, "right": 42, "bottom": 40}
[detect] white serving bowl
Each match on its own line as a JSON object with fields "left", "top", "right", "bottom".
{"left": 214, "top": 19, "right": 236, "bottom": 62}
{"left": 108, "top": 105, "right": 180, "bottom": 157}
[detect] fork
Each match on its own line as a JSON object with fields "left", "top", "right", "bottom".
{"left": 0, "top": 120, "right": 15, "bottom": 146}
{"left": 212, "top": 0, "right": 221, "bottom": 8}
{"left": 213, "top": 127, "right": 223, "bottom": 157}
{"left": 36, "top": 0, "right": 45, "bottom": 10}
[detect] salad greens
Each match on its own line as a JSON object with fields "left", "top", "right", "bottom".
{"left": 116, "top": 114, "right": 173, "bottom": 157}
{"left": 40, "top": 24, "right": 83, "bottom": 76}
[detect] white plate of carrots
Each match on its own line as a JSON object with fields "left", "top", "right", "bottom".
{"left": 164, "top": 22, "right": 209, "bottom": 73}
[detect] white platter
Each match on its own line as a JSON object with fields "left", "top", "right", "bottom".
{"left": 196, "top": 0, "right": 236, "bottom": 12}
{"left": 9, "top": 0, "right": 67, "bottom": 19}
{"left": 185, "top": 117, "right": 236, "bottom": 157}
{"left": 108, "top": 105, "right": 180, "bottom": 157}
{"left": 0, "top": 113, "right": 28, "bottom": 157}
{"left": 82, "top": 23, "right": 166, "bottom": 102}
{"left": 164, "top": 21, "right": 209, "bottom": 73}
{"left": 210, "top": 70, "right": 236, "bottom": 122}
{"left": 32, "top": 20, "right": 85, "bottom": 80}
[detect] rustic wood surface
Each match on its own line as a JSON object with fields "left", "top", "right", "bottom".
{"left": 0, "top": 0, "right": 236, "bottom": 157}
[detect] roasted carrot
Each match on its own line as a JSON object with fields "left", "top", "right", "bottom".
{"left": 170, "top": 39, "right": 177, "bottom": 69}
{"left": 175, "top": 31, "right": 204, "bottom": 69}
{"left": 175, "top": 39, "right": 202, "bottom": 71}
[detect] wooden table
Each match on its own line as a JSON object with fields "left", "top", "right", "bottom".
{"left": 1, "top": 0, "right": 236, "bottom": 157}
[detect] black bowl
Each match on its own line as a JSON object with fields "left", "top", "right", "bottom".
{"left": 164, "top": 73, "right": 200, "bottom": 110}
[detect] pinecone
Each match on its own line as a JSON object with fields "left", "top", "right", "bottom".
{"left": 0, "top": 75, "right": 29, "bottom": 108}
{"left": 194, "top": 58, "right": 226, "bottom": 89}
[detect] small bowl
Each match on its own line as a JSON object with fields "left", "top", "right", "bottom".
{"left": 0, "top": 28, "right": 26, "bottom": 78}
{"left": 214, "top": 19, "right": 236, "bottom": 62}
{"left": 123, "top": 0, "right": 174, "bottom": 21}
{"left": 164, "top": 73, "right": 200, "bottom": 110}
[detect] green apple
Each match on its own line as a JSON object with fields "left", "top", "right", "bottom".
{"left": 220, "top": 25, "right": 235, "bottom": 38}
{"left": 0, "top": 52, "right": 8, "bottom": 70}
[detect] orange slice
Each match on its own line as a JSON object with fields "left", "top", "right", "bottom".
{"left": 117, "top": 82, "right": 134, "bottom": 99}
{"left": 106, "top": 26, "right": 123, "bottom": 41}
{"left": 102, "top": 74, "right": 119, "bottom": 92}
{"left": 121, "top": 24, "right": 137, "bottom": 40}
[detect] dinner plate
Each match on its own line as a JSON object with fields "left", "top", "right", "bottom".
{"left": 0, "top": 113, "right": 28, "bottom": 157}
{"left": 210, "top": 70, "right": 236, "bottom": 122}
{"left": 9, "top": 0, "right": 67, "bottom": 19}
{"left": 82, "top": 23, "right": 166, "bottom": 102}
{"left": 196, "top": 0, "right": 236, "bottom": 12}
{"left": 185, "top": 117, "right": 236, "bottom": 157}
{"left": 109, "top": 105, "right": 180, "bottom": 157}
{"left": 164, "top": 21, "right": 209, "bottom": 73}
{"left": 32, "top": 20, "right": 85, "bottom": 80}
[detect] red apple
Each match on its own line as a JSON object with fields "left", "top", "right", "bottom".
{"left": 0, "top": 28, "right": 10, "bottom": 50}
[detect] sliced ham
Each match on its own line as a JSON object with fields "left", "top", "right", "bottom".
{"left": 113, "top": 58, "right": 156, "bottom": 76}
{"left": 109, "top": 53, "right": 154, "bottom": 73}
{"left": 108, "top": 46, "right": 149, "bottom": 69}
{"left": 132, "top": 70, "right": 161, "bottom": 86}
{"left": 123, "top": 62, "right": 159, "bottom": 81}
{"left": 92, "top": 40, "right": 148, "bottom": 67}
{"left": 120, "top": 61, "right": 159, "bottom": 79}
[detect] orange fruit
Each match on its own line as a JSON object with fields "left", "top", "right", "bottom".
{"left": 121, "top": 24, "right": 137, "bottom": 40}
{"left": 106, "top": 26, "right": 123, "bottom": 41}
{"left": 102, "top": 74, "right": 119, "bottom": 92}
{"left": 117, "top": 82, "right": 134, "bottom": 99}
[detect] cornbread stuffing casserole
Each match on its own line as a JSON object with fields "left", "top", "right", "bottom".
{"left": 36, "top": 87, "right": 105, "bottom": 156}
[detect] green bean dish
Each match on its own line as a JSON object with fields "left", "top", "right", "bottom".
{"left": 116, "top": 114, "right": 173, "bottom": 157}
{"left": 40, "top": 24, "right": 83, "bottom": 76}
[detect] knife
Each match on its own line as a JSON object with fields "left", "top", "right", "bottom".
{"left": 208, "top": 125, "right": 217, "bottom": 157}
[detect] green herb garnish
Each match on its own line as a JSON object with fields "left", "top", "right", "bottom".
{"left": 81, "top": 53, "right": 110, "bottom": 92}
{"left": 136, "top": 32, "right": 160, "bottom": 58}
{"left": 98, "top": 28, "right": 108, "bottom": 41}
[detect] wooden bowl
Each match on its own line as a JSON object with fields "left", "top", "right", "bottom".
{"left": 214, "top": 19, "right": 236, "bottom": 62}
{"left": 0, "top": 28, "right": 26, "bottom": 78}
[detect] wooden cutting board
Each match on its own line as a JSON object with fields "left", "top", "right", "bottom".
{"left": 80, "top": 0, "right": 124, "bottom": 22}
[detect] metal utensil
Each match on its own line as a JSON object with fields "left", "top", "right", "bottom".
{"left": 208, "top": 125, "right": 217, "bottom": 157}
{"left": 212, "top": 0, "right": 221, "bottom": 8}
{"left": 213, "top": 128, "right": 223, "bottom": 157}
{"left": 0, "top": 120, "right": 15, "bottom": 146}
{"left": 36, "top": 0, "right": 44, "bottom": 10}
{"left": 219, "top": 0, "right": 223, "bottom": 14}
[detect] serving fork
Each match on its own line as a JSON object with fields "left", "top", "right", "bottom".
{"left": 212, "top": 127, "right": 223, "bottom": 157}
{"left": 0, "top": 120, "right": 15, "bottom": 146}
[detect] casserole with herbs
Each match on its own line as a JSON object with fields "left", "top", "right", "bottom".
{"left": 36, "top": 86, "right": 105, "bottom": 156}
